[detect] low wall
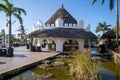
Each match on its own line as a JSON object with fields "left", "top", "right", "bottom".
{"left": 0, "top": 54, "right": 59, "bottom": 80}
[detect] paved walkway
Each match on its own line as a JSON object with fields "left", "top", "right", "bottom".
{"left": 0, "top": 46, "right": 59, "bottom": 74}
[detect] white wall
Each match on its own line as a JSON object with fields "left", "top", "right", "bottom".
{"left": 55, "top": 38, "right": 66, "bottom": 52}
{"left": 77, "top": 39, "right": 85, "bottom": 51}
{"left": 38, "top": 37, "right": 86, "bottom": 52}
{"left": 55, "top": 18, "right": 63, "bottom": 27}
{"left": 33, "top": 18, "right": 91, "bottom": 32}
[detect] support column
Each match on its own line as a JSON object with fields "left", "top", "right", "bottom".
{"left": 37, "top": 38, "right": 40, "bottom": 46}
{"left": 30, "top": 38, "right": 33, "bottom": 47}
{"left": 88, "top": 39, "right": 91, "bottom": 49}
{"left": 36, "top": 38, "right": 41, "bottom": 51}
{"left": 33, "top": 38, "right": 37, "bottom": 46}
{"left": 39, "top": 38, "right": 45, "bottom": 51}
{"left": 55, "top": 38, "right": 66, "bottom": 52}
{"left": 26, "top": 38, "right": 30, "bottom": 49}
{"left": 30, "top": 38, "right": 35, "bottom": 51}
{"left": 78, "top": 39, "right": 84, "bottom": 51}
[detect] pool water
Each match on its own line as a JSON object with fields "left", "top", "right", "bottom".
{"left": 10, "top": 58, "right": 72, "bottom": 80}
{"left": 10, "top": 48, "right": 120, "bottom": 80}
{"left": 91, "top": 48, "right": 100, "bottom": 54}
{"left": 10, "top": 60, "right": 120, "bottom": 80}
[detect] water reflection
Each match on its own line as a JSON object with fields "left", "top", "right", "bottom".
{"left": 91, "top": 48, "right": 99, "bottom": 54}
{"left": 10, "top": 49, "right": 120, "bottom": 80}
{"left": 100, "top": 62, "right": 120, "bottom": 80}
{"left": 10, "top": 58, "right": 72, "bottom": 80}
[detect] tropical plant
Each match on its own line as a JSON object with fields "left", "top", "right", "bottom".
{"left": 12, "top": 37, "right": 20, "bottom": 43}
{"left": 0, "top": 0, "right": 26, "bottom": 49}
{"left": 96, "top": 22, "right": 111, "bottom": 34}
{"left": 69, "top": 49, "right": 101, "bottom": 80}
{"left": 0, "top": 29, "right": 6, "bottom": 47}
{"left": 92, "top": 0, "right": 119, "bottom": 43}
{"left": 112, "top": 23, "right": 120, "bottom": 36}
{"left": 0, "top": 29, "right": 5, "bottom": 36}
{"left": 16, "top": 25, "right": 27, "bottom": 43}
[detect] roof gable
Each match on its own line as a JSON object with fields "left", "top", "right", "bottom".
{"left": 45, "top": 5, "right": 77, "bottom": 25}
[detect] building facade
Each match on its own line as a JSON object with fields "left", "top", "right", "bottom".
{"left": 27, "top": 5, "right": 97, "bottom": 52}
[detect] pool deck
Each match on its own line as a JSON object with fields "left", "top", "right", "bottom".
{"left": 0, "top": 46, "right": 59, "bottom": 74}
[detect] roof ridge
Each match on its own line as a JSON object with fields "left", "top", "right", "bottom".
{"left": 45, "top": 5, "right": 77, "bottom": 25}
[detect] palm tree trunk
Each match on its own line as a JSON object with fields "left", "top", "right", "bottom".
{"left": 7, "top": 15, "right": 14, "bottom": 57}
{"left": 116, "top": 0, "right": 119, "bottom": 44}
{"left": 8, "top": 15, "right": 12, "bottom": 48}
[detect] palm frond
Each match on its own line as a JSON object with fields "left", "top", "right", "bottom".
{"left": 17, "top": 25, "right": 27, "bottom": 32}
{"left": 16, "top": 24, "right": 26, "bottom": 39}
{"left": 92, "top": 0, "right": 97, "bottom": 5}
{"left": 102, "top": 0, "right": 105, "bottom": 5}
{"left": 13, "top": 13, "right": 23, "bottom": 24}
{"left": 13, "top": 7, "right": 26, "bottom": 15}
{"left": 0, "top": 29, "right": 6, "bottom": 36}
{"left": 110, "top": 0, "right": 115, "bottom": 10}
{"left": 3, "top": 0, "right": 13, "bottom": 9}
{"left": 92, "top": 0, "right": 115, "bottom": 11}
{"left": 96, "top": 22, "right": 111, "bottom": 33}
{"left": 107, "top": 25, "right": 111, "bottom": 27}
{"left": 0, "top": 3, "right": 8, "bottom": 11}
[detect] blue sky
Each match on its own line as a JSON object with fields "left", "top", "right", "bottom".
{"left": 0, "top": 0, "right": 119, "bottom": 35}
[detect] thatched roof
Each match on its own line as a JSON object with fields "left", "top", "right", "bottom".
{"left": 45, "top": 5, "right": 77, "bottom": 25}
{"left": 27, "top": 28, "right": 97, "bottom": 39}
{"left": 101, "top": 30, "right": 116, "bottom": 38}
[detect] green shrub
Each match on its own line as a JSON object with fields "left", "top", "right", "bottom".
{"left": 107, "top": 41, "right": 118, "bottom": 50}
{"left": 69, "top": 49, "right": 101, "bottom": 80}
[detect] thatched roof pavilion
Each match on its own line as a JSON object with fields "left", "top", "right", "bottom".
{"left": 27, "top": 5, "right": 97, "bottom": 52}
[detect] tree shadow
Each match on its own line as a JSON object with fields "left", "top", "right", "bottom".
{"left": 0, "top": 62, "right": 6, "bottom": 65}
{"left": 13, "top": 54, "right": 27, "bottom": 58}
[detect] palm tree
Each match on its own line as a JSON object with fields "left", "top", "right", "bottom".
{"left": 0, "top": 0, "right": 26, "bottom": 55}
{"left": 96, "top": 22, "right": 111, "bottom": 34}
{"left": 92, "top": 0, "right": 119, "bottom": 43}
{"left": 16, "top": 25, "right": 27, "bottom": 43}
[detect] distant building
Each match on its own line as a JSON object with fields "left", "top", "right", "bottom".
{"left": 16, "top": 33, "right": 26, "bottom": 39}
{"left": 27, "top": 5, "right": 97, "bottom": 52}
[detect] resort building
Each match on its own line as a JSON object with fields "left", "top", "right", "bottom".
{"left": 27, "top": 5, "right": 97, "bottom": 52}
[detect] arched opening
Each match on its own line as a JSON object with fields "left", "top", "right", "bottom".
{"left": 48, "top": 40, "right": 56, "bottom": 51}
{"left": 41, "top": 39, "right": 48, "bottom": 51}
{"left": 63, "top": 39, "right": 79, "bottom": 52}
{"left": 41, "top": 39, "right": 56, "bottom": 51}
{"left": 84, "top": 39, "right": 89, "bottom": 48}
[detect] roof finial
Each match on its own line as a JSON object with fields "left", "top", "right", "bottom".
{"left": 61, "top": 4, "right": 64, "bottom": 8}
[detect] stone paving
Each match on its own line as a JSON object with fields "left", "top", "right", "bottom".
{"left": 0, "top": 46, "right": 59, "bottom": 74}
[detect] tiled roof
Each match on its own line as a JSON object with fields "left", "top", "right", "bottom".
{"left": 27, "top": 28, "right": 97, "bottom": 39}
{"left": 45, "top": 5, "right": 77, "bottom": 25}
